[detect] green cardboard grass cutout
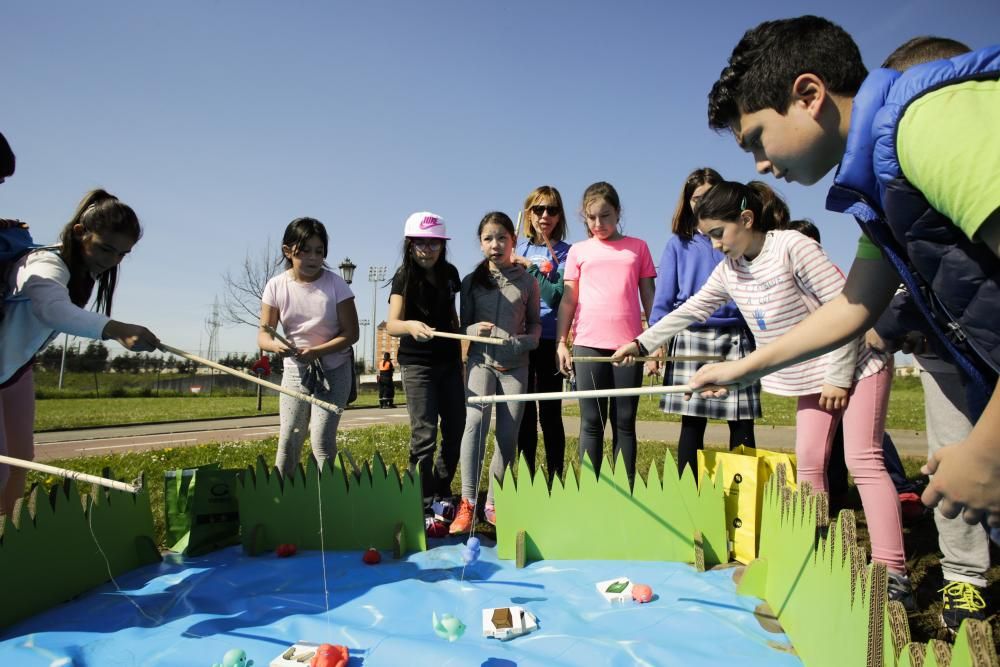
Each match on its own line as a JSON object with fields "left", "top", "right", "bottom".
{"left": 494, "top": 450, "right": 727, "bottom": 566}
{"left": 237, "top": 452, "right": 426, "bottom": 555}
{"left": 737, "top": 471, "right": 997, "bottom": 667}
{"left": 0, "top": 473, "right": 159, "bottom": 629}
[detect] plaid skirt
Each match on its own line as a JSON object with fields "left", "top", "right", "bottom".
{"left": 661, "top": 325, "right": 762, "bottom": 420}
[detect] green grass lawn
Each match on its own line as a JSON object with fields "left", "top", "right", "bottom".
{"left": 34, "top": 389, "right": 402, "bottom": 431}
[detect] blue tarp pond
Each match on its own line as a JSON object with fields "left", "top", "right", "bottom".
{"left": 0, "top": 541, "right": 800, "bottom": 666}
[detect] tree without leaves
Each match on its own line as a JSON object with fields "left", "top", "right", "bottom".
{"left": 221, "top": 240, "right": 282, "bottom": 329}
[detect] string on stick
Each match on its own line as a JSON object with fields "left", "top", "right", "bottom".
{"left": 0, "top": 455, "right": 141, "bottom": 494}
{"left": 159, "top": 343, "right": 343, "bottom": 414}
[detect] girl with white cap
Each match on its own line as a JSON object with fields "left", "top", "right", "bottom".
{"left": 386, "top": 212, "right": 465, "bottom": 534}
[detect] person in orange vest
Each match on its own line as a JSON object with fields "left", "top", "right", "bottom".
{"left": 378, "top": 352, "right": 395, "bottom": 408}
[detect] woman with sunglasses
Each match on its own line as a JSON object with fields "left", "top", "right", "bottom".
{"left": 387, "top": 212, "right": 465, "bottom": 535}
{"left": 512, "top": 187, "right": 572, "bottom": 483}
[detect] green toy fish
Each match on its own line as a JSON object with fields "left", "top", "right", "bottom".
{"left": 432, "top": 612, "right": 466, "bottom": 642}
{"left": 212, "top": 648, "right": 253, "bottom": 667}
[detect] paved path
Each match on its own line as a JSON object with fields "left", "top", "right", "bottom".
{"left": 33, "top": 405, "right": 932, "bottom": 462}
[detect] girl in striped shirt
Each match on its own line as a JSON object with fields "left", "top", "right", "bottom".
{"left": 612, "top": 180, "right": 909, "bottom": 592}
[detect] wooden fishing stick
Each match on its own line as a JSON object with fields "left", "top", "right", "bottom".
{"left": 0, "top": 455, "right": 141, "bottom": 494}
{"left": 262, "top": 324, "right": 294, "bottom": 350}
{"left": 468, "top": 384, "right": 697, "bottom": 405}
{"left": 572, "top": 354, "right": 725, "bottom": 363}
{"left": 430, "top": 330, "right": 506, "bottom": 345}
{"left": 159, "top": 343, "right": 344, "bottom": 414}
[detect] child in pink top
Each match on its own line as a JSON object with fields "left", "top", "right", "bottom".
{"left": 555, "top": 182, "right": 656, "bottom": 484}
{"left": 613, "top": 180, "right": 910, "bottom": 603}
{"left": 258, "top": 217, "right": 359, "bottom": 477}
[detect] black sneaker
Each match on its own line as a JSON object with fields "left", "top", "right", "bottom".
{"left": 887, "top": 572, "right": 916, "bottom": 613}
{"left": 939, "top": 581, "right": 987, "bottom": 636}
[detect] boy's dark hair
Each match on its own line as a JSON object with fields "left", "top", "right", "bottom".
{"left": 0, "top": 131, "right": 14, "bottom": 179}
{"left": 707, "top": 15, "right": 868, "bottom": 131}
{"left": 696, "top": 180, "right": 790, "bottom": 233}
{"left": 786, "top": 219, "right": 821, "bottom": 243}
{"left": 881, "top": 36, "right": 971, "bottom": 72}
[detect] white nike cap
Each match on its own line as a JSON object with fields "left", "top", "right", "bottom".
{"left": 403, "top": 211, "right": 450, "bottom": 240}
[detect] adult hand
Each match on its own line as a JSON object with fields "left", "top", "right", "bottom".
{"left": 864, "top": 329, "right": 892, "bottom": 353}
{"left": 610, "top": 341, "right": 640, "bottom": 366}
{"left": 819, "top": 384, "right": 850, "bottom": 411}
{"left": 922, "top": 441, "right": 1000, "bottom": 526}
{"left": 511, "top": 255, "right": 533, "bottom": 269}
{"left": 407, "top": 320, "right": 435, "bottom": 342}
{"left": 104, "top": 320, "right": 159, "bottom": 352}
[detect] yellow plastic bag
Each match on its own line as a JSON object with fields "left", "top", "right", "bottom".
{"left": 698, "top": 445, "right": 796, "bottom": 563}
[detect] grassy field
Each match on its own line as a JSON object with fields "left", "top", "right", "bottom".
{"left": 563, "top": 375, "right": 928, "bottom": 431}
{"left": 12, "top": 424, "right": 997, "bottom": 648}
{"left": 34, "top": 389, "right": 401, "bottom": 431}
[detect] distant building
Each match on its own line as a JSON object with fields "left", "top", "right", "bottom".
{"left": 895, "top": 364, "right": 920, "bottom": 377}
{"left": 374, "top": 321, "right": 401, "bottom": 366}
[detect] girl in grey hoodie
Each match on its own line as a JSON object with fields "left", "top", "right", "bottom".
{"left": 450, "top": 212, "right": 541, "bottom": 534}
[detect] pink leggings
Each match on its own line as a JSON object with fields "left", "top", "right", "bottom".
{"left": 0, "top": 367, "right": 36, "bottom": 515}
{"left": 795, "top": 367, "right": 906, "bottom": 573}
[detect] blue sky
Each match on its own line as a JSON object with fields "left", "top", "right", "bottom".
{"left": 3, "top": 1, "right": 998, "bottom": 360}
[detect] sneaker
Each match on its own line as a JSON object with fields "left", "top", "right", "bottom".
{"left": 887, "top": 571, "right": 916, "bottom": 613}
{"left": 425, "top": 516, "right": 448, "bottom": 538}
{"left": 898, "top": 492, "right": 926, "bottom": 523}
{"left": 483, "top": 503, "right": 496, "bottom": 526}
{"left": 449, "top": 498, "right": 475, "bottom": 534}
{"left": 939, "top": 581, "right": 987, "bottom": 635}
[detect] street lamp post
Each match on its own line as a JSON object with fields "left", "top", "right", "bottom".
{"left": 368, "top": 265, "right": 387, "bottom": 371}
{"left": 358, "top": 318, "right": 370, "bottom": 369}
{"left": 338, "top": 257, "right": 356, "bottom": 285}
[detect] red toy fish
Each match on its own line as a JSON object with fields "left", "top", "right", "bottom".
{"left": 275, "top": 543, "right": 297, "bottom": 558}
{"left": 310, "top": 643, "right": 348, "bottom": 667}
{"left": 632, "top": 583, "right": 653, "bottom": 603}
{"left": 362, "top": 547, "right": 381, "bottom": 565}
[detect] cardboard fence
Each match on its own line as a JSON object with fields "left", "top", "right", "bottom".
{"left": 237, "top": 452, "right": 427, "bottom": 557}
{"left": 495, "top": 449, "right": 728, "bottom": 568}
{"left": 0, "top": 472, "right": 161, "bottom": 628}
{"left": 737, "top": 469, "right": 997, "bottom": 667}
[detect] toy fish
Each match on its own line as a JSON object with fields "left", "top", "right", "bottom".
{"left": 432, "top": 612, "right": 466, "bottom": 642}
{"left": 310, "top": 643, "right": 349, "bottom": 667}
{"left": 461, "top": 536, "right": 481, "bottom": 565}
{"left": 212, "top": 648, "right": 253, "bottom": 667}
{"left": 632, "top": 583, "right": 653, "bottom": 603}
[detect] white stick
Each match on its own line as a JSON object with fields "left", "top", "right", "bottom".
{"left": 467, "top": 384, "right": 694, "bottom": 405}
{"left": 572, "top": 355, "right": 724, "bottom": 363}
{"left": 159, "top": 343, "right": 344, "bottom": 414}
{"left": 0, "top": 455, "right": 141, "bottom": 494}
{"left": 430, "top": 331, "right": 505, "bottom": 345}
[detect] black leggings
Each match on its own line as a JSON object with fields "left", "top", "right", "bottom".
{"left": 677, "top": 415, "right": 756, "bottom": 479}
{"left": 573, "top": 345, "right": 642, "bottom": 483}
{"left": 517, "top": 338, "right": 566, "bottom": 480}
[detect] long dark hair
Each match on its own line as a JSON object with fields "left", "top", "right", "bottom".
{"left": 671, "top": 167, "right": 723, "bottom": 240}
{"left": 695, "top": 180, "right": 790, "bottom": 233}
{"left": 393, "top": 237, "right": 453, "bottom": 321}
{"left": 280, "top": 217, "right": 329, "bottom": 269}
{"left": 58, "top": 189, "right": 142, "bottom": 315}
{"left": 471, "top": 211, "right": 516, "bottom": 289}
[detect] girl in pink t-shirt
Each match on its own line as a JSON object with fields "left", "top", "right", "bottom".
{"left": 258, "top": 217, "right": 359, "bottom": 477}
{"left": 555, "top": 182, "right": 656, "bottom": 484}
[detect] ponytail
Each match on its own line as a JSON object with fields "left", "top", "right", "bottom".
{"left": 696, "top": 179, "right": 790, "bottom": 232}
{"left": 58, "top": 189, "right": 142, "bottom": 315}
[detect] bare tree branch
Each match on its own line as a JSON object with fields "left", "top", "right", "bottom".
{"left": 221, "top": 240, "right": 282, "bottom": 328}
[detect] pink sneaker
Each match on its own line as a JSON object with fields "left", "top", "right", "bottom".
{"left": 483, "top": 503, "right": 496, "bottom": 526}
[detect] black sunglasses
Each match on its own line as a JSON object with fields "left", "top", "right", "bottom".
{"left": 530, "top": 205, "right": 561, "bottom": 216}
